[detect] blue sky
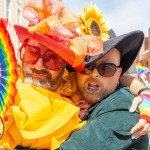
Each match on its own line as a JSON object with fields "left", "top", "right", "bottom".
{"left": 63, "top": 0, "right": 150, "bottom": 36}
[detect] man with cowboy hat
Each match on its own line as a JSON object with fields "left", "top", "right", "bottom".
{"left": 0, "top": 1, "right": 150, "bottom": 150}
{"left": 60, "top": 32, "right": 149, "bottom": 149}
{"left": 59, "top": 5, "right": 149, "bottom": 150}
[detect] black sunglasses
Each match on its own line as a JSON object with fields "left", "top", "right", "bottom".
{"left": 80, "top": 63, "right": 120, "bottom": 77}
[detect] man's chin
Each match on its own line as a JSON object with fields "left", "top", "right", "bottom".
{"left": 24, "top": 77, "right": 48, "bottom": 89}
{"left": 24, "top": 77, "right": 60, "bottom": 91}
{"left": 83, "top": 93, "right": 100, "bottom": 104}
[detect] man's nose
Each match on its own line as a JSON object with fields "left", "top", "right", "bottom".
{"left": 90, "top": 68, "right": 99, "bottom": 78}
{"left": 34, "top": 57, "right": 45, "bottom": 70}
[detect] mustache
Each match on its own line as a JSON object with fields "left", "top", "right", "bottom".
{"left": 85, "top": 78, "right": 101, "bottom": 85}
{"left": 26, "top": 68, "right": 51, "bottom": 79}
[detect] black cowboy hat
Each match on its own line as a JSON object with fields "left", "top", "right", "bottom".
{"left": 66, "top": 29, "right": 144, "bottom": 75}
{"left": 84, "top": 30, "right": 144, "bottom": 75}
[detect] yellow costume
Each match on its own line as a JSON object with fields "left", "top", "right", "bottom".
{"left": 0, "top": 72, "right": 86, "bottom": 149}
{"left": 0, "top": 1, "right": 103, "bottom": 149}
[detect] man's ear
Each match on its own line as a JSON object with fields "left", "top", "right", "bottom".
{"left": 117, "top": 67, "right": 122, "bottom": 77}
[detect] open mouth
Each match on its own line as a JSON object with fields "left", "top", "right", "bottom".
{"left": 87, "top": 83, "right": 100, "bottom": 93}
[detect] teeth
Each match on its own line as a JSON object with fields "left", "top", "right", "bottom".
{"left": 88, "top": 83, "right": 99, "bottom": 88}
{"left": 87, "top": 83, "right": 100, "bottom": 92}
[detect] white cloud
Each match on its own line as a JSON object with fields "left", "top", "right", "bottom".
{"left": 63, "top": 0, "right": 150, "bottom": 36}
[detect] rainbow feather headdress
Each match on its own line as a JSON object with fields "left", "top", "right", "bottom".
{"left": 135, "top": 61, "right": 150, "bottom": 76}
{"left": 0, "top": 18, "right": 18, "bottom": 120}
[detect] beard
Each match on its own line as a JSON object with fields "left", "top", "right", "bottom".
{"left": 80, "top": 78, "right": 112, "bottom": 104}
{"left": 23, "top": 68, "right": 64, "bottom": 91}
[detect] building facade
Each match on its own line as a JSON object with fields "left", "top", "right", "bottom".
{"left": 0, "top": 0, "right": 27, "bottom": 60}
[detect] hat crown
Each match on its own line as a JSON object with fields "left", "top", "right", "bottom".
{"left": 23, "top": 0, "right": 81, "bottom": 40}
{"left": 23, "top": 0, "right": 63, "bottom": 26}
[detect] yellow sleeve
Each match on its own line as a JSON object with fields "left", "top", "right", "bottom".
{"left": 0, "top": 132, "right": 17, "bottom": 149}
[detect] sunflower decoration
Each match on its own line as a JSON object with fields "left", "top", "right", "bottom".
{"left": 79, "top": 4, "right": 111, "bottom": 41}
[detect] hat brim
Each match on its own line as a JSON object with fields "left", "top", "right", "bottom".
{"left": 85, "top": 31, "right": 144, "bottom": 75}
{"left": 14, "top": 25, "right": 76, "bottom": 67}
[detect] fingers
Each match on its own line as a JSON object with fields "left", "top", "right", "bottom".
{"left": 129, "top": 96, "right": 143, "bottom": 113}
{"left": 74, "top": 100, "right": 85, "bottom": 107}
{"left": 74, "top": 101, "right": 81, "bottom": 107}
{"left": 131, "top": 123, "right": 150, "bottom": 139}
{"left": 130, "top": 119, "right": 150, "bottom": 139}
{"left": 131, "top": 119, "right": 146, "bottom": 134}
{"left": 74, "top": 100, "right": 91, "bottom": 109}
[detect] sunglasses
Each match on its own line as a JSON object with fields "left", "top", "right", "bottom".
{"left": 19, "top": 44, "right": 64, "bottom": 71}
{"left": 80, "top": 63, "right": 120, "bottom": 77}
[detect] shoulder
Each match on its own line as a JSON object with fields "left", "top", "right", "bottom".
{"left": 91, "top": 86, "right": 134, "bottom": 116}
{"left": 88, "top": 86, "right": 139, "bottom": 128}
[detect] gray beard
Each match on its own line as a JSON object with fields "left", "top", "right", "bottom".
{"left": 23, "top": 68, "right": 64, "bottom": 91}
{"left": 24, "top": 76, "right": 60, "bottom": 91}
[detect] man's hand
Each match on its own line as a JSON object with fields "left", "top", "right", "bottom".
{"left": 75, "top": 100, "right": 92, "bottom": 119}
{"left": 130, "top": 95, "right": 150, "bottom": 139}
{"left": 130, "top": 119, "right": 150, "bottom": 139}
{"left": 129, "top": 96, "right": 142, "bottom": 113}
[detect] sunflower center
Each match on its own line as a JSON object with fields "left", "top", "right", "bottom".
{"left": 90, "top": 20, "right": 100, "bottom": 36}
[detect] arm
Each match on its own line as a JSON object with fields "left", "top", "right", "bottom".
{"left": 60, "top": 111, "right": 148, "bottom": 150}
{"left": 121, "top": 74, "right": 150, "bottom": 137}
{"left": 120, "top": 74, "right": 145, "bottom": 95}
{"left": 130, "top": 91, "right": 150, "bottom": 138}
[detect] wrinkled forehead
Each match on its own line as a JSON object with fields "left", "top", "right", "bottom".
{"left": 26, "top": 38, "right": 44, "bottom": 47}
{"left": 95, "top": 48, "right": 121, "bottom": 65}
{"left": 25, "top": 38, "right": 53, "bottom": 53}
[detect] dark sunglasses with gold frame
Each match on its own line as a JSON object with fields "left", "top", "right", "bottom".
{"left": 80, "top": 63, "right": 120, "bottom": 77}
